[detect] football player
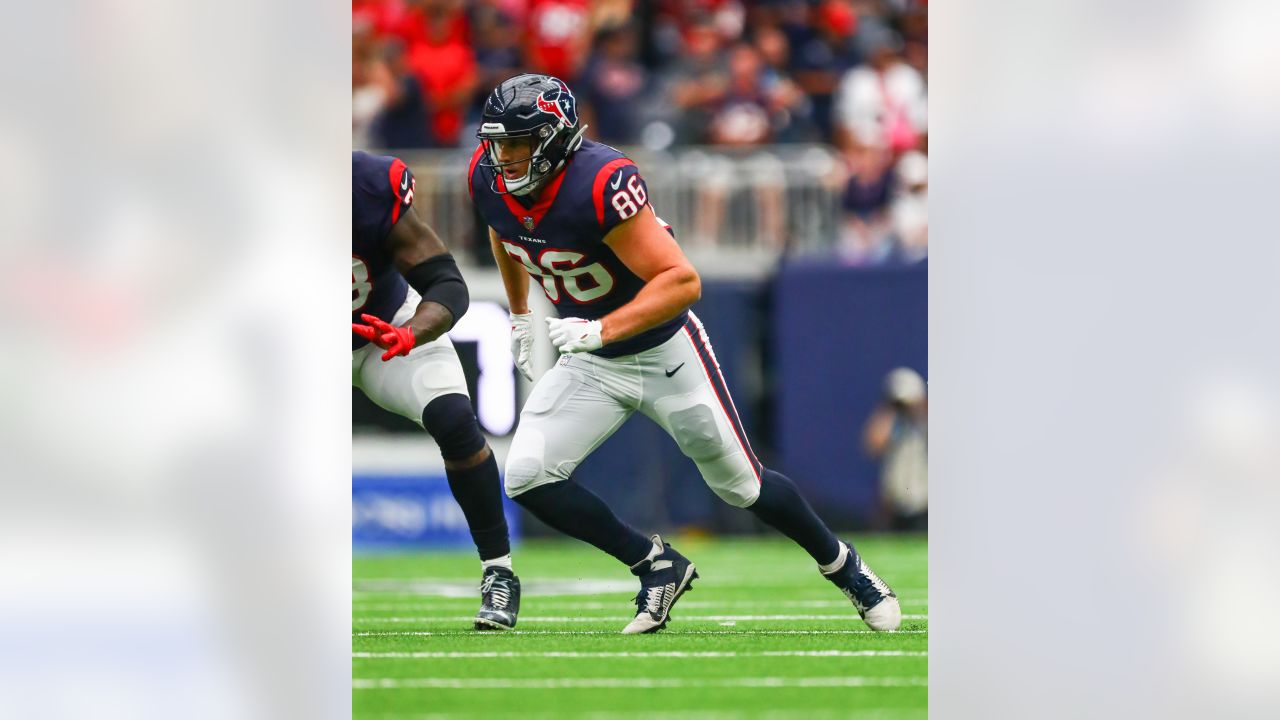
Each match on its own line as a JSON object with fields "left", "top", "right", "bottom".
{"left": 352, "top": 150, "right": 520, "bottom": 630}
{"left": 470, "top": 75, "right": 901, "bottom": 634}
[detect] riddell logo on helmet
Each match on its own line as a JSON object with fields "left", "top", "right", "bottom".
{"left": 534, "top": 80, "right": 578, "bottom": 127}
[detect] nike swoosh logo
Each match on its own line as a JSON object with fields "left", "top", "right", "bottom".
{"left": 665, "top": 363, "right": 685, "bottom": 378}
{"left": 401, "top": 172, "right": 410, "bottom": 191}
{"left": 610, "top": 170, "right": 623, "bottom": 190}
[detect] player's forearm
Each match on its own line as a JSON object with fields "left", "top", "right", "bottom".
{"left": 503, "top": 272, "right": 531, "bottom": 315}
{"left": 490, "top": 238, "right": 532, "bottom": 314}
{"left": 601, "top": 266, "right": 700, "bottom": 345}
{"left": 406, "top": 301, "right": 455, "bottom": 345}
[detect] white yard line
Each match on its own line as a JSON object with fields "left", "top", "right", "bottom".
{"left": 355, "top": 614, "right": 928, "bottom": 622}
{"left": 353, "top": 599, "right": 928, "bottom": 610}
{"left": 354, "top": 650, "right": 926, "bottom": 658}
{"left": 368, "top": 712, "right": 916, "bottom": 720}
{"left": 354, "top": 629, "right": 928, "bottom": 636}
{"left": 354, "top": 585, "right": 930, "bottom": 598}
{"left": 353, "top": 676, "right": 927, "bottom": 690}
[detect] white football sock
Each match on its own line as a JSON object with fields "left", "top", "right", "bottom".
{"left": 819, "top": 543, "right": 850, "bottom": 575}
{"left": 481, "top": 554, "right": 513, "bottom": 571}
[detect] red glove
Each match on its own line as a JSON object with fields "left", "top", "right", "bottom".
{"left": 352, "top": 313, "right": 416, "bottom": 361}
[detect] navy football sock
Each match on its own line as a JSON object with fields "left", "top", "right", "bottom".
{"left": 445, "top": 453, "right": 511, "bottom": 562}
{"left": 513, "top": 480, "right": 654, "bottom": 567}
{"left": 747, "top": 469, "right": 842, "bottom": 567}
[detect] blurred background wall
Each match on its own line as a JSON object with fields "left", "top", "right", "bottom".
{"left": 351, "top": 0, "right": 928, "bottom": 546}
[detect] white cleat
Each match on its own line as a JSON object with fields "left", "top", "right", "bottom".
{"left": 860, "top": 591, "right": 902, "bottom": 632}
{"left": 621, "top": 536, "right": 698, "bottom": 635}
{"left": 824, "top": 542, "right": 902, "bottom": 632}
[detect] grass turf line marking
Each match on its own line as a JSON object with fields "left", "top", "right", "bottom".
{"left": 364, "top": 713, "right": 919, "bottom": 720}
{"left": 353, "top": 578, "right": 635, "bottom": 598}
{"left": 354, "top": 650, "right": 927, "bottom": 659}
{"left": 354, "top": 582, "right": 928, "bottom": 597}
{"left": 355, "top": 583, "right": 923, "bottom": 596}
{"left": 353, "top": 676, "right": 928, "bottom": 690}
{"left": 354, "top": 628, "right": 927, "bottom": 636}
{"left": 355, "top": 614, "right": 928, "bottom": 622}
{"left": 353, "top": 599, "right": 929, "bottom": 610}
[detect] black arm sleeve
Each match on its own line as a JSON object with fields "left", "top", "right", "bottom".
{"left": 404, "top": 253, "right": 470, "bottom": 329}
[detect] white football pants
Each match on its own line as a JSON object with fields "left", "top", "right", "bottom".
{"left": 504, "top": 312, "right": 763, "bottom": 507}
{"left": 352, "top": 288, "right": 469, "bottom": 426}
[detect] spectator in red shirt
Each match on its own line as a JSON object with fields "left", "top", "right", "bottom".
{"left": 525, "top": 0, "right": 591, "bottom": 82}
{"left": 393, "top": 0, "right": 469, "bottom": 46}
{"left": 352, "top": 0, "right": 413, "bottom": 39}
{"left": 405, "top": 0, "right": 477, "bottom": 146}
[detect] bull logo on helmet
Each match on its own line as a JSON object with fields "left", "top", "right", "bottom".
{"left": 534, "top": 79, "right": 578, "bottom": 128}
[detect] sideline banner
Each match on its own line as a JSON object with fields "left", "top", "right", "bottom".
{"left": 352, "top": 474, "right": 520, "bottom": 548}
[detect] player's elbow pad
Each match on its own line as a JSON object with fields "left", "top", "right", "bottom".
{"left": 405, "top": 253, "right": 469, "bottom": 329}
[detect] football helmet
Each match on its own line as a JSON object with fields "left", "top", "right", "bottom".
{"left": 476, "top": 73, "right": 587, "bottom": 196}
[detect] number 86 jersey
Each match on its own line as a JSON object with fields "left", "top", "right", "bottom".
{"left": 468, "top": 139, "right": 688, "bottom": 358}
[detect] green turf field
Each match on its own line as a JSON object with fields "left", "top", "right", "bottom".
{"left": 354, "top": 534, "right": 927, "bottom": 719}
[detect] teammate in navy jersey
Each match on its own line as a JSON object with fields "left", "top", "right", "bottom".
{"left": 470, "top": 75, "right": 901, "bottom": 634}
{"left": 352, "top": 150, "right": 520, "bottom": 630}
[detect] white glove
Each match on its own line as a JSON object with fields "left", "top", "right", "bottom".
{"left": 546, "top": 316, "right": 603, "bottom": 354}
{"left": 509, "top": 312, "right": 534, "bottom": 380}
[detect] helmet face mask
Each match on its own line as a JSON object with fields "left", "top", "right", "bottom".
{"left": 477, "top": 74, "right": 587, "bottom": 197}
{"left": 483, "top": 134, "right": 539, "bottom": 195}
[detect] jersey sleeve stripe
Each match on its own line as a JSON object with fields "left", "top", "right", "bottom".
{"left": 388, "top": 158, "right": 407, "bottom": 225}
{"left": 592, "top": 158, "right": 636, "bottom": 227}
{"left": 467, "top": 144, "right": 485, "bottom": 200}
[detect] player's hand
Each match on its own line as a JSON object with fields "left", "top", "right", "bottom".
{"left": 510, "top": 311, "right": 534, "bottom": 381}
{"left": 546, "top": 316, "right": 603, "bottom": 354}
{"left": 353, "top": 313, "right": 416, "bottom": 361}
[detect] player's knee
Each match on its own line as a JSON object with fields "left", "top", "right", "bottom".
{"left": 710, "top": 476, "right": 761, "bottom": 508}
{"left": 444, "top": 446, "right": 490, "bottom": 471}
{"left": 503, "top": 455, "right": 561, "bottom": 499}
{"left": 669, "top": 405, "right": 723, "bottom": 462}
{"left": 503, "top": 457, "right": 540, "bottom": 498}
{"left": 421, "top": 394, "right": 486, "bottom": 462}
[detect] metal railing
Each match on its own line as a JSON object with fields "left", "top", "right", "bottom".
{"left": 386, "top": 145, "right": 844, "bottom": 271}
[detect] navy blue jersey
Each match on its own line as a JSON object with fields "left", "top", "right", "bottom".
{"left": 469, "top": 139, "right": 686, "bottom": 358}
{"left": 352, "top": 151, "right": 413, "bottom": 349}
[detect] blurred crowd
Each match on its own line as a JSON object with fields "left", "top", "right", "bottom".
{"left": 354, "top": 0, "right": 928, "bottom": 262}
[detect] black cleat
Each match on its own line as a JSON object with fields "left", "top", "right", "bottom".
{"left": 622, "top": 535, "right": 698, "bottom": 634}
{"left": 474, "top": 566, "right": 520, "bottom": 631}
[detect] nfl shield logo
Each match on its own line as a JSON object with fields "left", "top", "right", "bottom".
{"left": 522, "top": 216, "right": 535, "bottom": 230}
